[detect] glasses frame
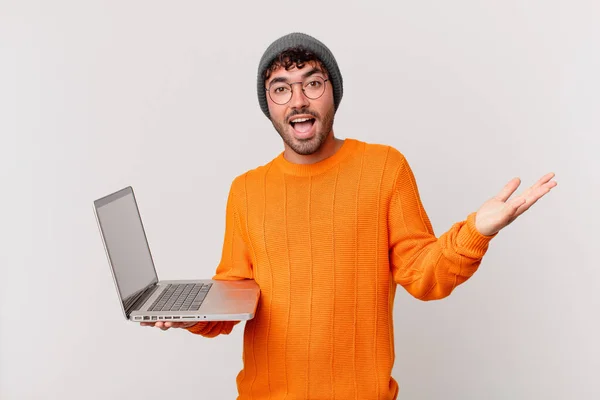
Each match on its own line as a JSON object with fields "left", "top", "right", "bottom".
{"left": 266, "top": 76, "right": 329, "bottom": 105}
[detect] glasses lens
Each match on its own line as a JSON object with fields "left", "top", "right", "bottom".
{"left": 303, "top": 76, "right": 326, "bottom": 99}
{"left": 269, "top": 83, "right": 292, "bottom": 105}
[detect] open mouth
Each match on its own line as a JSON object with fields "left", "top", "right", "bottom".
{"left": 289, "top": 117, "right": 316, "bottom": 136}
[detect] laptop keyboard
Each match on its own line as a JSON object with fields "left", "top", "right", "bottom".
{"left": 148, "top": 283, "right": 212, "bottom": 312}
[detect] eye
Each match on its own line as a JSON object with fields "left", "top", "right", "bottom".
{"left": 272, "top": 86, "right": 290, "bottom": 94}
{"left": 306, "top": 80, "right": 322, "bottom": 88}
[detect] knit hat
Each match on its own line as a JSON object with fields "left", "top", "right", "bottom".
{"left": 257, "top": 32, "right": 343, "bottom": 119}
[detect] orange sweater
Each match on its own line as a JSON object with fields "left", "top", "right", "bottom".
{"left": 187, "top": 138, "right": 495, "bottom": 399}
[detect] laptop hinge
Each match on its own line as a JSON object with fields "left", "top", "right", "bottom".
{"left": 124, "top": 283, "right": 159, "bottom": 317}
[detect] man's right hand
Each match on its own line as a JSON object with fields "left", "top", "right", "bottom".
{"left": 140, "top": 321, "right": 200, "bottom": 331}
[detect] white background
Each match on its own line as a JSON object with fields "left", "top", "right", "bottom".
{"left": 1, "top": 1, "right": 598, "bottom": 399}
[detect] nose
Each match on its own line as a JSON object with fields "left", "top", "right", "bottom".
{"left": 289, "top": 82, "right": 310, "bottom": 109}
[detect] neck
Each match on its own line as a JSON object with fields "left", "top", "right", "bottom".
{"left": 283, "top": 131, "right": 344, "bottom": 165}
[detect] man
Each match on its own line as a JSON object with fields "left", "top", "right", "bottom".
{"left": 142, "top": 32, "right": 557, "bottom": 399}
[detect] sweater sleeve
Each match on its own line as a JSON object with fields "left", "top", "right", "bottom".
{"left": 187, "top": 177, "right": 254, "bottom": 336}
{"left": 388, "top": 155, "right": 497, "bottom": 300}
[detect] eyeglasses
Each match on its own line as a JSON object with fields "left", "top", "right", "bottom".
{"left": 266, "top": 76, "right": 329, "bottom": 105}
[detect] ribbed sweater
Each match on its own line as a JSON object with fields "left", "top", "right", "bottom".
{"left": 187, "top": 138, "right": 495, "bottom": 399}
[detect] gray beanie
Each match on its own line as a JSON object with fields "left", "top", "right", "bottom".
{"left": 257, "top": 32, "right": 343, "bottom": 119}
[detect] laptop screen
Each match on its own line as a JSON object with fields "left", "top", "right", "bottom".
{"left": 94, "top": 187, "right": 158, "bottom": 307}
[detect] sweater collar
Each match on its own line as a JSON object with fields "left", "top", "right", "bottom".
{"left": 273, "top": 138, "right": 360, "bottom": 176}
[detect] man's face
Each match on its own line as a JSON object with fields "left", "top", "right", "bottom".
{"left": 265, "top": 61, "right": 335, "bottom": 156}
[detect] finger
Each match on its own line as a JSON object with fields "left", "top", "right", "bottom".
{"left": 524, "top": 181, "right": 555, "bottom": 205}
{"left": 156, "top": 322, "right": 170, "bottom": 331}
{"left": 510, "top": 174, "right": 557, "bottom": 205}
{"left": 512, "top": 184, "right": 554, "bottom": 217}
{"left": 496, "top": 178, "right": 521, "bottom": 202}
{"left": 520, "top": 173, "right": 555, "bottom": 198}
{"left": 508, "top": 196, "right": 527, "bottom": 212}
{"left": 543, "top": 180, "right": 558, "bottom": 190}
{"left": 501, "top": 197, "right": 526, "bottom": 222}
{"left": 141, "top": 320, "right": 197, "bottom": 329}
{"left": 170, "top": 322, "right": 192, "bottom": 329}
{"left": 532, "top": 172, "right": 556, "bottom": 190}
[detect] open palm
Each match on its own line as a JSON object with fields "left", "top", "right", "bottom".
{"left": 475, "top": 172, "right": 557, "bottom": 236}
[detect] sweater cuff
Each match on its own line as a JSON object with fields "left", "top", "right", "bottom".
{"left": 456, "top": 212, "right": 497, "bottom": 257}
{"left": 185, "top": 321, "right": 211, "bottom": 335}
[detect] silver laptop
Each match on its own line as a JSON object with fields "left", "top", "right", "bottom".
{"left": 93, "top": 186, "right": 260, "bottom": 323}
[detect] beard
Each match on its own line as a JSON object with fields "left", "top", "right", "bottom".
{"left": 271, "top": 104, "right": 335, "bottom": 156}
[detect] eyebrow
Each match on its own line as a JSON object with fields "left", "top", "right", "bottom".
{"left": 267, "top": 67, "right": 325, "bottom": 86}
{"left": 301, "top": 67, "right": 324, "bottom": 79}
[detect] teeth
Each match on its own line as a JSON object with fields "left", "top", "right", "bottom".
{"left": 291, "top": 117, "right": 312, "bottom": 123}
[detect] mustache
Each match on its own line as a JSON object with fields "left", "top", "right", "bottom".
{"left": 286, "top": 109, "right": 319, "bottom": 123}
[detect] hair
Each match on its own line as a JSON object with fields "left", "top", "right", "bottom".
{"left": 263, "top": 46, "right": 329, "bottom": 82}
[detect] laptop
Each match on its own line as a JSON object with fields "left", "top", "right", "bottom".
{"left": 93, "top": 186, "right": 260, "bottom": 323}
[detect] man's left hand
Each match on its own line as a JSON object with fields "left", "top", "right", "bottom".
{"left": 475, "top": 172, "right": 557, "bottom": 236}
